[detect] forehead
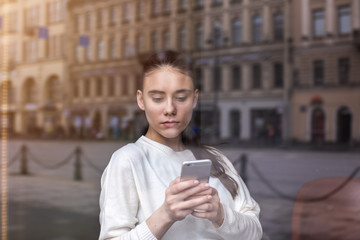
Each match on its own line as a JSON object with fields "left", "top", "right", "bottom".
{"left": 143, "top": 67, "right": 194, "bottom": 91}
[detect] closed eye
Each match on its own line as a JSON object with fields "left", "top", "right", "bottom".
{"left": 152, "top": 97, "right": 164, "bottom": 102}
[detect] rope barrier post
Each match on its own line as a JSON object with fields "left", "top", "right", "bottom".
{"left": 20, "top": 145, "right": 28, "bottom": 175}
{"left": 74, "top": 147, "right": 83, "bottom": 181}
{"left": 239, "top": 154, "right": 248, "bottom": 185}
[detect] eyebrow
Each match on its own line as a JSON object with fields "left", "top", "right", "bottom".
{"left": 147, "top": 89, "right": 192, "bottom": 95}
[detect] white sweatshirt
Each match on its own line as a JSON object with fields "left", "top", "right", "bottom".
{"left": 99, "top": 136, "right": 262, "bottom": 240}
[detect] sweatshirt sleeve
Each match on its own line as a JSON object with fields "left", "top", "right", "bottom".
{"left": 99, "top": 149, "right": 157, "bottom": 240}
{"left": 213, "top": 151, "right": 263, "bottom": 240}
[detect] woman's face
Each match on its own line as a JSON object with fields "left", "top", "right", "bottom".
{"left": 137, "top": 66, "right": 198, "bottom": 145}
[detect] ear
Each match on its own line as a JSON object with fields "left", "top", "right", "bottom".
{"left": 137, "top": 90, "right": 145, "bottom": 111}
{"left": 192, "top": 89, "right": 199, "bottom": 109}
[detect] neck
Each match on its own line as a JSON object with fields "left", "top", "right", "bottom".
{"left": 145, "top": 132, "right": 184, "bottom": 152}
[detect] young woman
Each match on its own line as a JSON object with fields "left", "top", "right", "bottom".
{"left": 99, "top": 51, "right": 262, "bottom": 240}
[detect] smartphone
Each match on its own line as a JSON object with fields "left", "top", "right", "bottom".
{"left": 180, "top": 159, "right": 212, "bottom": 183}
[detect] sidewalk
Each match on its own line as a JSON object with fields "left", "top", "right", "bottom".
{"left": 7, "top": 174, "right": 101, "bottom": 240}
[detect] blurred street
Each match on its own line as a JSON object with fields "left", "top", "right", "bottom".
{"left": 4, "top": 139, "right": 360, "bottom": 240}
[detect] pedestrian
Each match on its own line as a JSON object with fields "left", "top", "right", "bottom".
{"left": 99, "top": 51, "right": 262, "bottom": 240}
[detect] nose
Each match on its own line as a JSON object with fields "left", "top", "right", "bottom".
{"left": 164, "top": 99, "right": 176, "bottom": 116}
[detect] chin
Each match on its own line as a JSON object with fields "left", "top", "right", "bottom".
{"left": 160, "top": 128, "right": 184, "bottom": 139}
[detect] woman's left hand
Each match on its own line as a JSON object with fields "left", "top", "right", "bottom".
{"left": 191, "top": 187, "right": 224, "bottom": 227}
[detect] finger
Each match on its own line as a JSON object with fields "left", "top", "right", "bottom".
{"left": 177, "top": 194, "right": 212, "bottom": 211}
{"left": 169, "top": 179, "right": 200, "bottom": 195}
{"left": 180, "top": 183, "right": 210, "bottom": 200}
{"left": 191, "top": 188, "right": 212, "bottom": 196}
{"left": 169, "top": 177, "right": 181, "bottom": 186}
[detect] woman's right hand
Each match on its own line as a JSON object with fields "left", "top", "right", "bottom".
{"left": 162, "top": 177, "right": 212, "bottom": 222}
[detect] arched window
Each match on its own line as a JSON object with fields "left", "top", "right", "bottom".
{"left": 151, "top": 31, "right": 159, "bottom": 51}
{"left": 252, "top": 15, "right": 262, "bottom": 43}
{"left": 24, "top": 78, "right": 37, "bottom": 103}
{"left": 178, "top": 26, "right": 186, "bottom": 51}
{"left": 195, "top": 24, "right": 203, "bottom": 50}
{"left": 163, "top": 30, "right": 170, "bottom": 50}
{"left": 213, "top": 20, "right": 222, "bottom": 48}
{"left": 232, "top": 18, "right": 242, "bottom": 45}
{"left": 46, "top": 76, "right": 61, "bottom": 102}
{"left": 273, "top": 13, "right": 284, "bottom": 41}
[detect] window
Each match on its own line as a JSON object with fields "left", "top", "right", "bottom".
{"left": 137, "top": 1, "right": 144, "bottom": 19}
{"left": 313, "top": 9, "right": 324, "bottom": 38}
{"left": 121, "top": 76, "right": 129, "bottom": 96}
{"left": 151, "top": 32, "right": 159, "bottom": 51}
{"left": 213, "top": 66, "right": 221, "bottom": 91}
{"left": 136, "top": 34, "right": 144, "bottom": 53}
{"left": 46, "top": 77, "right": 60, "bottom": 102}
{"left": 274, "top": 63, "right": 283, "bottom": 88}
{"left": 97, "top": 9, "right": 104, "bottom": 28}
{"left": 178, "top": 27, "right": 186, "bottom": 51}
{"left": 232, "top": 18, "right": 242, "bottom": 45}
{"left": 109, "top": 7, "right": 117, "bottom": 25}
{"left": 232, "top": 65, "right": 241, "bottom": 90}
{"left": 213, "top": 20, "right": 222, "bottom": 48}
{"left": 163, "top": 30, "right": 171, "bottom": 50}
{"left": 73, "top": 80, "right": 79, "bottom": 98}
{"left": 97, "top": 41, "right": 104, "bottom": 60}
{"left": 274, "top": 13, "right": 284, "bottom": 41}
{"left": 338, "top": 58, "right": 350, "bottom": 84}
{"left": 178, "top": 0, "right": 187, "bottom": 11}
{"left": 75, "top": 14, "right": 81, "bottom": 32}
{"left": 96, "top": 78, "right": 102, "bottom": 97}
{"left": 195, "top": 0, "right": 204, "bottom": 9}
{"left": 25, "top": 40, "right": 38, "bottom": 62}
{"left": 163, "top": 0, "right": 171, "bottom": 14}
{"left": 86, "top": 42, "right": 92, "bottom": 61}
{"left": 9, "top": 11, "right": 17, "bottom": 33}
{"left": 229, "top": 110, "right": 240, "bottom": 138}
{"left": 25, "top": 6, "right": 39, "bottom": 28}
{"left": 152, "top": 0, "right": 160, "bottom": 16}
{"left": 47, "top": 0, "right": 64, "bottom": 24}
{"left": 194, "top": 67, "right": 203, "bottom": 90}
{"left": 338, "top": 5, "right": 351, "bottom": 35}
{"left": 109, "top": 38, "right": 116, "bottom": 59}
{"left": 212, "top": 0, "right": 223, "bottom": 7}
{"left": 83, "top": 79, "right": 90, "bottom": 97}
{"left": 252, "top": 15, "right": 262, "bottom": 43}
{"left": 252, "top": 64, "right": 262, "bottom": 89}
{"left": 313, "top": 60, "right": 324, "bottom": 85}
{"left": 122, "top": 36, "right": 131, "bottom": 58}
{"left": 195, "top": 24, "right": 203, "bottom": 50}
{"left": 123, "top": 3, "right": 131, "bottom": 23}
{"left": 85, "top": 12, "right": 91, "bottom": 30}
{"left": 108, "top": 77, "right": 115, "bottom": 96}
{"left": 75, "top": 45, "right": 81, "bottom": 62}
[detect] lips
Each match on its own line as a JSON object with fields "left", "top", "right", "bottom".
{"left": 161, "top": 121, "right": 180, "bottom": 127}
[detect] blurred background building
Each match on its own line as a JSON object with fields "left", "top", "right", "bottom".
{"left": 0, "top": 0, "right": 67, "bottom": 138}
{"left": 0, "top": 0, "right": 359, "bottom": 145}
{"left": 291, "top": 0, "right": 360, "bottom": 145}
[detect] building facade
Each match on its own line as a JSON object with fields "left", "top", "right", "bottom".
{"left": 66, "top": 0, "right": 291, "bottom": 143}
{"left": 0, "top": 0, "right": 68, "bottom": 137}
{"left": 291, "top": 0, "right": 360, "bottom": 143}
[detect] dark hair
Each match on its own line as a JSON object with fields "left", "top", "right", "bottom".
{"left": 142, "top": 50, "right": 239, "bottom": 199}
